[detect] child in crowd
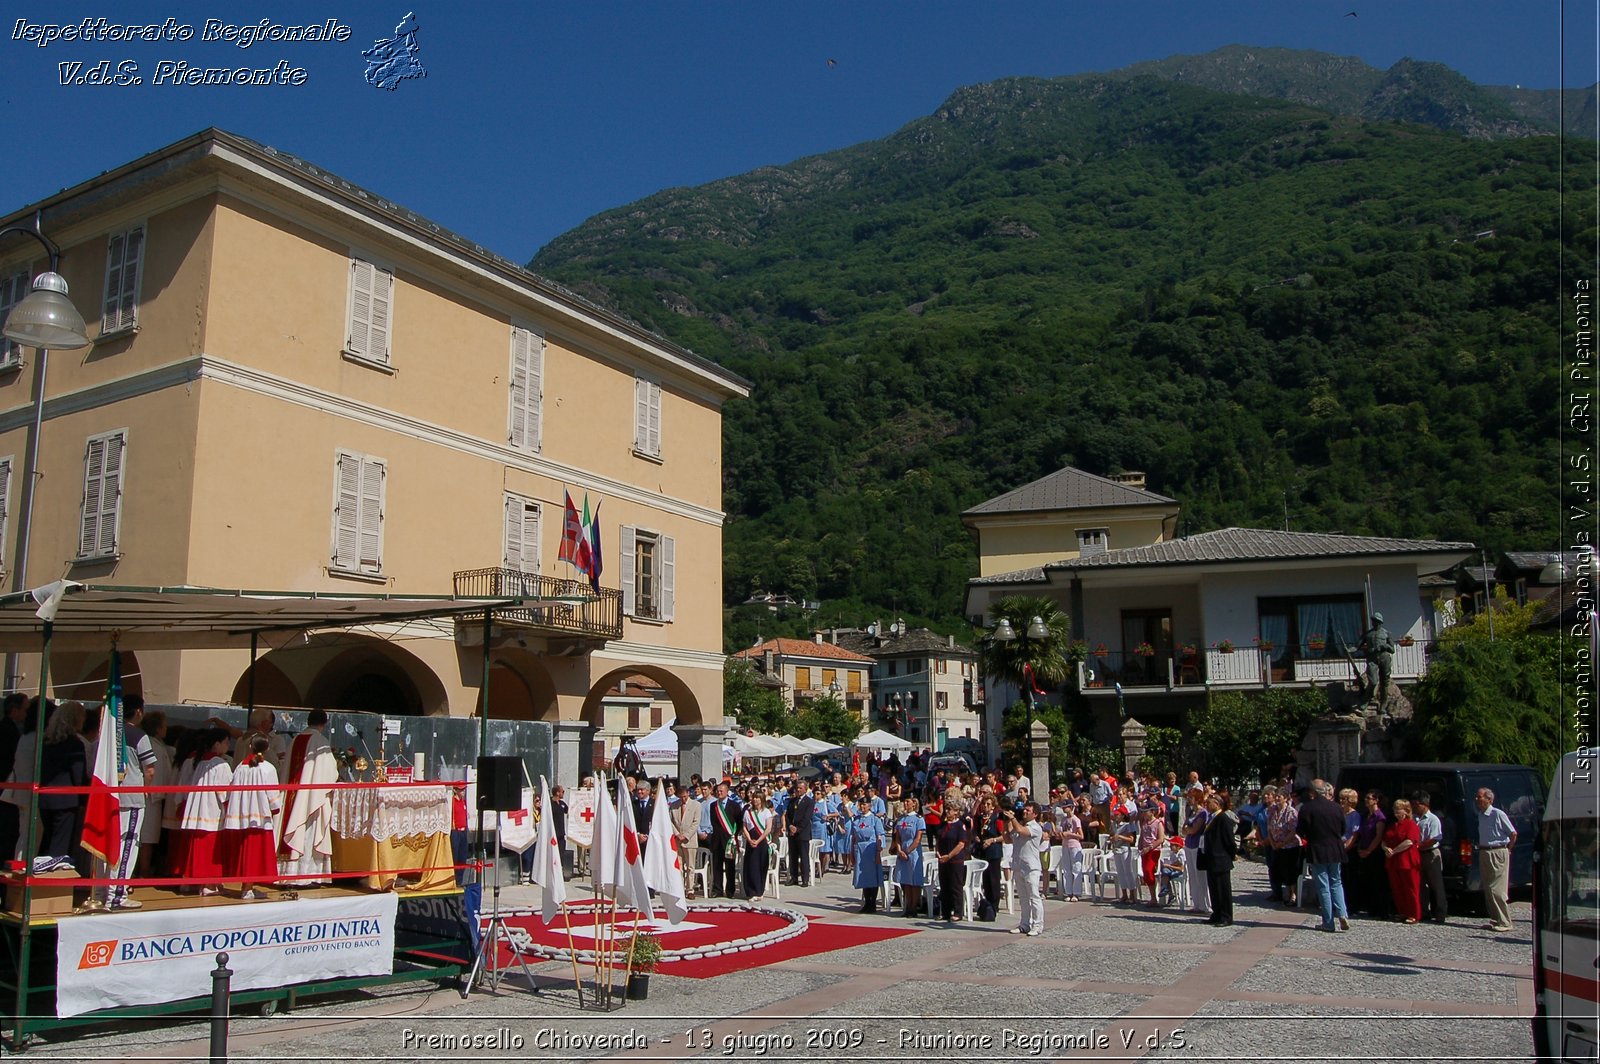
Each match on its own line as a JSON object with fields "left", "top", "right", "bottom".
{"left": 180, "top": 728, "right": 233, "bottom": 896}
{"left": 222, "top": 735, "right": 281, "bottom": 900}
{"left": 1158, "top": 837, "right": 1188, "bottom": 906}
{"left": 1111, "top": 806, "right": 1140, "bottom": 903}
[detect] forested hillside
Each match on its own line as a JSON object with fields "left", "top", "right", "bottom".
{"left": 530, "top": 50, "right": 1594, "bottom": 644}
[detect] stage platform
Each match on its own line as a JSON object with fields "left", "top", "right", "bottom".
{"left": 2, "top": 882, "right": 475, "bottom": 1051}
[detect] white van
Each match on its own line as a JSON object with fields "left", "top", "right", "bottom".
{"left": 1532, "top": 749, "right": 1600, "bottom": 1062}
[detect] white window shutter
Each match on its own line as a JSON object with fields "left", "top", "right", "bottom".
{"left": 502, "top": 494, "right": 523, "bottom": 570}
{"left": 620, "top": 525, "right": 637, "bottom": 616}
{"left": 98, "top": 432, "right": 125, "bottom": 557}
{"left": 646, "top": 381, "right": 661, "bottom": 456}
{"left": 101, "top": 228, "right": 143, "bottom": 332}
{"left": 359, "top": 456, "right": 385, "bottom": 572}
{"left": 117, "top": 227, "right": 143, "bottom": 329}
{"left": 102, "top": 232, "right": 125, "bottom": 331}
{"left": 333, "top": 450, "right": 361, "bottom": 569}
{"left": 522, "top": 501, "right": 540, "bottom": 574}
{"left": 80, "top": 437, "right": 104, "bottom": 557}
{"left": 348, "top": 259, "right": 374, "bottom": 357}
{"left": 0, "top": 457, "right": 11, "bottom": 569}
{"left": 508, "top": 327, "right": 530, "bottom": 449}
{"left": 528, "top": 332, "right": 544, "bottom": 453}
{"left": 370, "top": 266, "right": 392, "bottom": 363}
{"left": 0, "top": 270, "right": 29, "bottom": 364}
{"left": 634, "top": 378, "right": 650, "bottom": 453}
{"left": 661, "top": 534, "right": 675, "bottom": 622}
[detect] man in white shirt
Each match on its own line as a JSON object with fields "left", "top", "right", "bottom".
{"left": 1006, "top": 801, "right": 1045, "bottom": 936}
{"left": 1412, "top": 791, "right": 1448, "bottom": 924}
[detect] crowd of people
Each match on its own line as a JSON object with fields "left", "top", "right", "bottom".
{"left": 0, "top": 696, "right": 348, "bottom": 907}
{"left": 584, "top": 749, "right": 1521, "bottom": 938}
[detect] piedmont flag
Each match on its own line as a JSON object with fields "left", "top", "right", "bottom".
{"left": 609, "top": 776, "right": 652, "bottom": 917}
{"left": 80, "top": 699, "right": 121, "bottom": 864}
{"left": 558, "top": 491, "right": 584, "bottom": 568}
{"left": 642, "top": 777, "right": 687, "bottom": 923}
{"left": 530, "top": 777, "right": 567, "bottom": 924}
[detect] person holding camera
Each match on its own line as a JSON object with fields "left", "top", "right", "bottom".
{"left": 1006, "top": 801, "right": 1045, "bottom": 936}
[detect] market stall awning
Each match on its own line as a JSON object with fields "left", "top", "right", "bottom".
{"left": 0, "top": 583, "right": 565, "bottom": 652}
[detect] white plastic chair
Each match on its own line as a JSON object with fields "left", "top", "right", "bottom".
{"left": 808, "top": 838, "right": 823, "bottom": 881}
{"left": 999, "top": 851, "right": 1017, "bottom": 913}
{"left": 691, "top": 849, "right": 710, "bottom": 899}
{"left": 882, "top": 853, "right": 899, "bottom": 910}
{"left": 1041, "top": 845, "right": 1064, "bottom": 898}
{"left": 1090, "top": 849, "right": 1117, "bottom": 898}
{"left": 962, "top": 858, "right": 989, "bottom": 921}
{"left": 761, "top": 836, "right": 784, "bottom": 900}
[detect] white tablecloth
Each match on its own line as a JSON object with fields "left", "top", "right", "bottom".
{"left": 331, "top": 784, "right": 452, "bottom": 841}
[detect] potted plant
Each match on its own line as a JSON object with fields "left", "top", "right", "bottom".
{"left": 1398, "top": 635, "right": 1415, "bottom": 647}
{"left": 625, "top": 931, "right": 661, "bottom": 1000}
{"left": 1180, "top": 643, "right": 1198, "bottom": 660}
{"left": 1306, "top": 633, "right": 1326, "bottom": 651}
{"left": 1134, "top": 642, "right": 1156, "bottom": 658}
{"left": 1093, "top": 642, "right": 1110, "bottom": 658}
{"left": 1253, "top": 636, "right": 1275, "bottom": 652}
{"left": 1214, "top": 639, "right": 1234, "bottom": 654}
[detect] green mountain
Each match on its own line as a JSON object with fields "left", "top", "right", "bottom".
{"left": 530, "top": 49, "right": 1594, "bottom": 644}
{"left": 1111, "top": 45, "right": 1594, "bottom": 138}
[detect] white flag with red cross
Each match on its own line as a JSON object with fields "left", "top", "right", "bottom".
{"left": 530, "top": 777, "right": 567, "bottom": 923}
{"left": 608, "top": 775, "right": 652, "bottom": 917}
{"left": 642, "top": 777, "right": 687, "bottom": 923}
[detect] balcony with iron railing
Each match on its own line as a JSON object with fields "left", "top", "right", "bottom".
{"left": 1079, "top": 639, "right": 1436, "bottom": 694}
{"left": 452, "top": 568, "right": 623, "bottom": 641}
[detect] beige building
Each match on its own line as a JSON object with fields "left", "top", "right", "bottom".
{"left": 732, "top": 637, "right": 873, "bottom": 720}
{"left": 828, "top": 621, "right": 981, "bottom": 750}
{"left": 0, "top": 129, "right": 748, "bottom": 789}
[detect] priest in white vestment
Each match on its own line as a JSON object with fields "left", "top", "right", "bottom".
{"left": 278, "top": 709, "right": 338, "bottom": 887}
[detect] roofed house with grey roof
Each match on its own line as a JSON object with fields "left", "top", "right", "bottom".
{"left": 962, "top": 465, "right": 1475, "bottom": 752}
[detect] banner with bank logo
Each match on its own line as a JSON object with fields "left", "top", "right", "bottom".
{"left": 55, "top": 893, "right": 399, "bottom": 1017}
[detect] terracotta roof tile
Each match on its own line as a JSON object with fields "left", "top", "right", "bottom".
{"left": 732, "top": 638, "right": 876, "bottom": 663}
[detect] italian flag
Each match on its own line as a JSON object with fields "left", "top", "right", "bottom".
{"left": 79, "top": 706, "right": 121, "bottom": 864}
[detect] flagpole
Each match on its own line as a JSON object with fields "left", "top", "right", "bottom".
{"left": 559, "top": 901, "right": 584, "bottom": 1007}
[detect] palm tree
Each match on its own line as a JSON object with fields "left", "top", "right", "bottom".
{"left": 976, "top": 595, "right": 1074, "bottom": 702}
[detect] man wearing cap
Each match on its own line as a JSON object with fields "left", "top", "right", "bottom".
{"left": 1357, "top": 612, "right": 1395, "bottom": 702}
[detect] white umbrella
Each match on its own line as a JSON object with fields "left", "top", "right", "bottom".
{"left": 855, "top": 728, "right": 912, "bottom": 752}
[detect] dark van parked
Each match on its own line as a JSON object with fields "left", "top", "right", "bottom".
{"left": 1334, "top": 762, "right": 1546, "bottom": 895}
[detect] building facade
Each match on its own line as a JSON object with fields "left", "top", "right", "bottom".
{"left": 732, "top": 637, "right": 874, "bottom": 718}
{"left": 0, "top": 129, "right": 748, "bottom": 790}
{"left": 827, "top": 622, "right": 981, "bottom": 749}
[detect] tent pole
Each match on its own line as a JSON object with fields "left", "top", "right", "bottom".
{"left": 475, "top": 608, "right": 491, "bottom": 885}
{"left": 246, "top": 632, "right": 257, "bottom": 710}
{"left": 11, "top": 619, "right": 52, "bottom": 1046}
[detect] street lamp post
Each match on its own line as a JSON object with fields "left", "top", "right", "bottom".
{"left": 992, "top": 614, "right": 1050, "bottom": 732}
{"left": 0, "top": 212, "right": 93, "bottom": 692}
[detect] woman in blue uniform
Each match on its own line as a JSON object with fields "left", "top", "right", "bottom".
{"left": 849, "top": 803, "right": 887, "bottom": 913}
{"left": 809, "top": 788, "right": 829, "bottom": 879}
{"left": 892, "top": 795, "right": 927, "bottom": 917}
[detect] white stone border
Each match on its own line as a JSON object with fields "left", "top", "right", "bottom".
{"left": 493, "top": 901, "right": 808, "bottom": 965}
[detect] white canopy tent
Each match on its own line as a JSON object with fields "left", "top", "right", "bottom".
{"left": 800, "top": 737, "right": 842, "bottom": 754}
{"left": 636, "top": 718, "right": 736, "bottom": 766}
{"left": 854, "top": 728, "right": 913, "bottom": 752}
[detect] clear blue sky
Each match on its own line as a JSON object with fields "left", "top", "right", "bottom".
{"left": 2, "top": 1, "right": 1593, "bottom": 261}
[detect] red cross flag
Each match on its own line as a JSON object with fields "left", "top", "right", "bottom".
{"left": 642, "top": 777, "right": 687, "bottom": 923}
{"left": 498, "top": 789, "right": 537, "bottom": 854}
{"left": 567, "top": 787, "right": 596, "bottom": 848}
{"left": 530, "top": 777, "right": 566, "bottom": 923}
{"left": 608, "top": 774, "right": 652, "bottom": 917}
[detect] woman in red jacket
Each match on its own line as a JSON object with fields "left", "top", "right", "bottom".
{"left": 1382, "top": 797, "right": 1423, "bottom": 923}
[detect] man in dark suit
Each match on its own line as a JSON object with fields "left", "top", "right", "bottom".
{"left": 700, "top": 780, "right": 742, "bottom": 897}
{"left": 1200, "top": 793, "right": 1240, "bottom": 927}
{"left": 787, "top": 780, "right": 816, "bottom": 886}
{"left": 1296, "top": 778, "right": 1351, "bottom": 933}
{"left": 632, "top": 780, "right": 655, "bottom": 856}
{"left": 0, "top": 693, "right": 26, "bottom": 865}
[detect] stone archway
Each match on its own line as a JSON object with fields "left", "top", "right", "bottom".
{"left": 581, "top": 664, "right": 703, "bottom": 729}
{"left": 65, "top": 650, "right": 146, "bottom": 704}
{"left": 241, "top": 634, "right": 450, "bottom": 716}
{"left": 229, "top": 659, "right": 300, "bottom": 709}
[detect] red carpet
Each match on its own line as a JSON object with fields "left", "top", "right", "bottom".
{"left": 656, "top": 918, "right": 914, "bottom": 978}
{"left": 496, "top": 903, "right": 916, "bottom": 979}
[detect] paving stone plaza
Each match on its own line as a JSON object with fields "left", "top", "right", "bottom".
{"left": 17, "top": 861, "right": 1535, "bottom": 1063}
